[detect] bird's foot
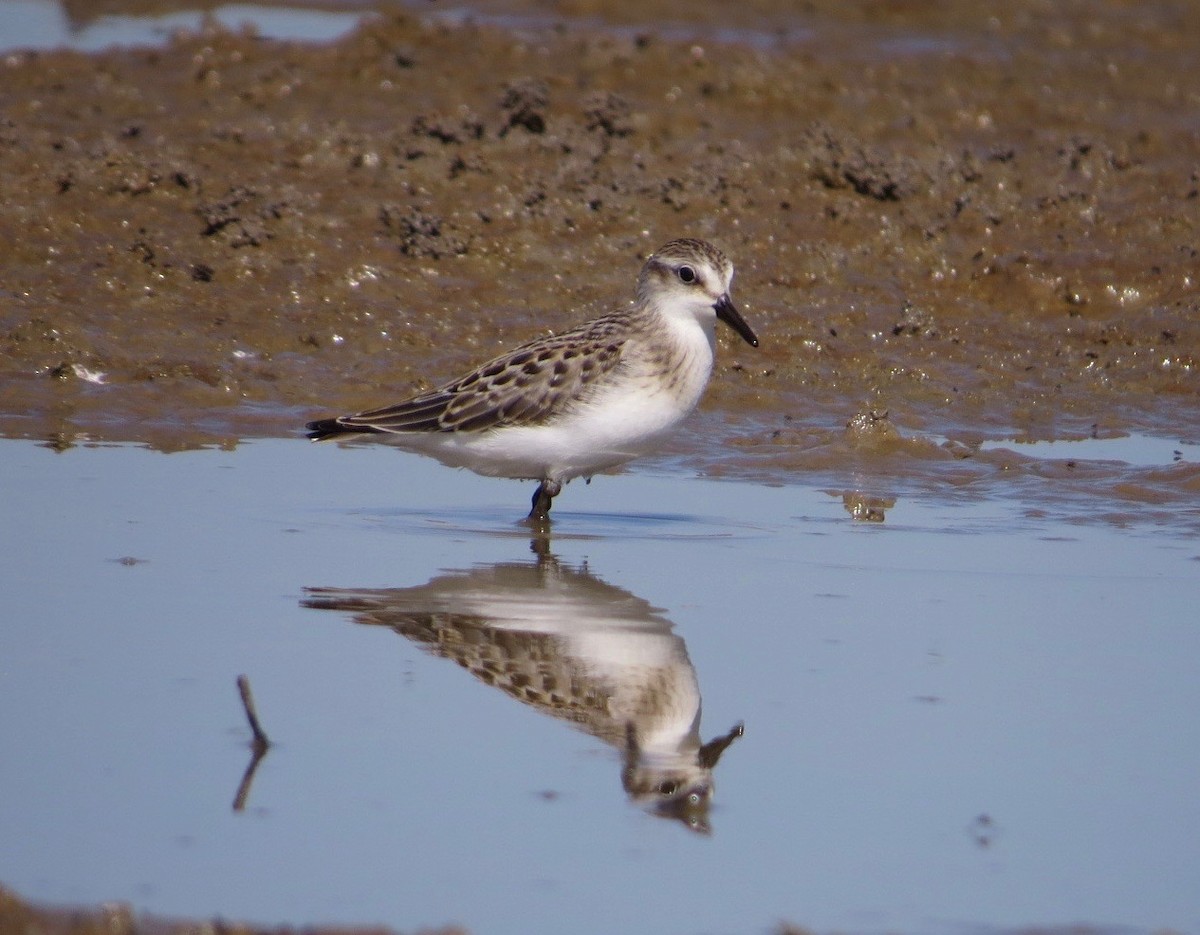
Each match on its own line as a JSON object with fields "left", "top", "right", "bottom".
{"left": 526, "top": 479, "right": 562, "bottom": 522}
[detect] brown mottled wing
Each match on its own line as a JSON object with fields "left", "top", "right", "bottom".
{"left": 335, "top": 317, "right": 630, "bottom": 435}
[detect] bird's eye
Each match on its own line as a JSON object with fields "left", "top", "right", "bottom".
{"left": 677, "top": 265, "right": 696, "bottom": 284}
{"left": 657, "top": 781, "right": 679, "bottom": 796}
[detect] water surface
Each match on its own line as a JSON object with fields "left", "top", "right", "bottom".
{"left": 2, "top": 437, "right": 1197, "bottom": 934}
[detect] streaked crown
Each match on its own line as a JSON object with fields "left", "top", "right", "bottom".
{"left": 636, "top": 238, "right": 733, "bottom": 305}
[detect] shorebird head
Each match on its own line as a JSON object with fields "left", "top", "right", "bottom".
{"left": 637, "top": 238, "right": 759, "bottom": 347}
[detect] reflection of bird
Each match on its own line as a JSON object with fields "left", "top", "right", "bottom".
{"left": 303, "top": 549, "right": 743, "bottom": 833}
{"left": 306, "top": 239, "right": 758, "bottom": 521}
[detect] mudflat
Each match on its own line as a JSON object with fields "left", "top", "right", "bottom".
{"left": 2, "top": 0, "right": 1198, "bottom": 479}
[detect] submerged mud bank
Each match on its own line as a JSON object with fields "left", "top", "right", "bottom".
{"left": 0, "top": 883, "right": 1157, "bottom": 935}
{"left": 0, "top": 0, "right": 1197, "bottom": 468}
{"left": 0, "top": 885, "right": 461, "bottom": 935}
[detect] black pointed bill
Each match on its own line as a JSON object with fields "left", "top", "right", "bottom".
{"left": 714, "top": 294, "right": 759, "bottom": 347}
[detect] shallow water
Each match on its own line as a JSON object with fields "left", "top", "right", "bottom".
{"left": 0, "top": 1, "right": 367, "bottom": 52}
{"left": 2, "top": 436, "right": 1198, "bottom": 934}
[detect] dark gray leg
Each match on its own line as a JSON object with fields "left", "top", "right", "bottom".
{"left": 528, "top": 479, "right": 562, "bottom": 520}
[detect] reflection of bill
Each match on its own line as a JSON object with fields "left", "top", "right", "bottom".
{"left": 303, "top": 549, "right": 743, "bottom": 833}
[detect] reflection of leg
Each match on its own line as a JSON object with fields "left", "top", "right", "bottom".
{"left": 528, "top": 479, "right": 562, "bottom": 520}
{"left": 528, "top": 532, "right": 553, "bottom": 559}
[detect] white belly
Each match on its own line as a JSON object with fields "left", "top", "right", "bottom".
{"left": 392, "top": 380, "right": 689, "bottom": 480}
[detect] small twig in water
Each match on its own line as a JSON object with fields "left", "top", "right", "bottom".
{"left": 237, "top": 674, "right": 271, "bottom": 752}
{"left": 233, "top": 674, "right": 272, "bottom": 812}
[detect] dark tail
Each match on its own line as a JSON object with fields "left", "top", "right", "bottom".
{"left": 306, "top": 417, "right": 375, "bottom": 442}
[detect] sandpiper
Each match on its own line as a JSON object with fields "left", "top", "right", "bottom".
{"left": 306, "top": 238, "right": 759, "bottom": 520}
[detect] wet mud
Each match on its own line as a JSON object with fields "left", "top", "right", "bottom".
{"left": 1, "top": 0, "right": 1197, "bottom": 494}
{"left": 0, "top": 885, "right": 463, "bottom": 935}
{"left": 0, "top": 884, "right": 1140, "bottom": 935}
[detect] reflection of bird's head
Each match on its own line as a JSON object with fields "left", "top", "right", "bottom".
{"left": 622, "top": 721, "right": 744, "bottom": 835}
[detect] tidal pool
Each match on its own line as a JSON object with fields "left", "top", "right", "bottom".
{"left": 0, "top": 1, "right": 367, "bottom": 52}
{"left": 1, "top": 436, "right": 1197, "bottom": 934}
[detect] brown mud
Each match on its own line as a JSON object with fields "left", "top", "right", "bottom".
{"left": 0, "top": 884, "right": 1152, "bottom": 935}
{"left": 1, "top": 0, "right": 1198, "bottom": 498}
{"left": 0, "top": 885, "right": 463, "bottom": 935}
